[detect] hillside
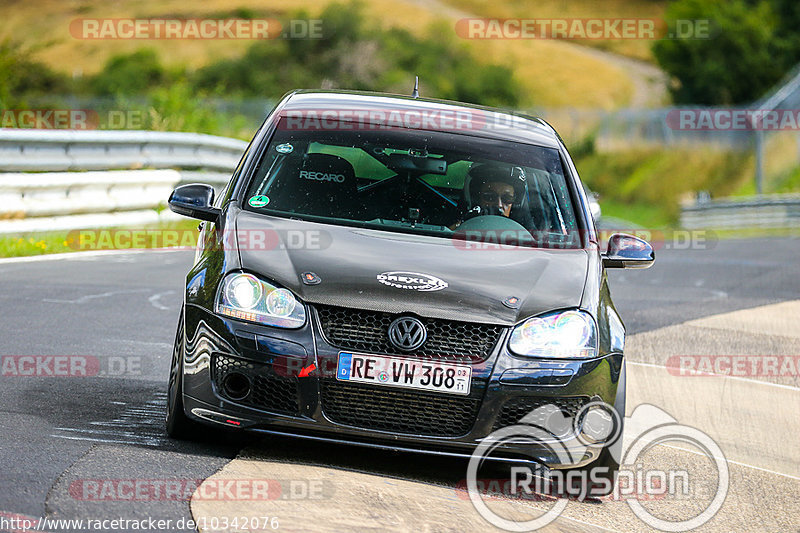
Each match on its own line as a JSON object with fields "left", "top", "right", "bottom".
{"left": 0, "top": 0, "right": 668, "bottom": 109}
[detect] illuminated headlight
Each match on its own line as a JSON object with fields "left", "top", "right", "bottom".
{"left": 216, "top": 273, "right": 305, "bottom": 328}
{"left": 227, "top": 274, "right": 262, "bottom": 309}
{"left": 508, "top": 310, "right": 597, "bottom": 358}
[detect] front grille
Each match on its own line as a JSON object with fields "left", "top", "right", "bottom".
{"left": 315, "top": 304, "right": 505, "bottom": 363}
{"left": 213, "top": 354, "right": 300, "bottom": 415}
{"left": 321, "top": 380, "right": 481, "bottom": 437}
{"left": 493, "top": 396, "right": 590, "bottom": 434}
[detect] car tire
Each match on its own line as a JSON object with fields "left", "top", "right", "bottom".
{"left": 166, "top": 307, "right": 199, "bottom": 439}
{"left": 568, "top": 360, "right": 626, "bottom": 498}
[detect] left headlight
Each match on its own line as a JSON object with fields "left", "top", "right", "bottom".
{"left": 508, "top": 309, "right": 597, "bottom": 358}
{"left": 216, "top": 272, "right": 306, "bottom": 328}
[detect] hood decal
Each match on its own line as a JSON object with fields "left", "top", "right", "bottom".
{"left": 376, "top": 271, "right": 449, "bottom": 292}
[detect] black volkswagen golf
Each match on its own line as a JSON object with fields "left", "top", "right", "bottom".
{"left": 165, "top": 90, "right": 653, "bottom": 486}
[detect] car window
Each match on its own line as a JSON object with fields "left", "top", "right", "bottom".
{"left": 244, "top": 118, "right": 582, "bottom": 248}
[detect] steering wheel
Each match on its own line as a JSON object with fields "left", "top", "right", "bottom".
{"left": 454, "top": 214, "right": 528, "bottom": 233}
{"left": 453, "top": 214, "right": 537, "bottom": 247}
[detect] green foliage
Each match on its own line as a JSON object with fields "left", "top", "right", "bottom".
{"left": 653, "top": 0, "right": 800, "bottom": 105}
{"left": 770, "top": 165, "right": 800, "bottom": 193}
{"left": 378, "top": 22, "right": 519, "bottom": 107}
{"left": 230, "top": 7, "right": 258, "bottom": 19}
{"left": 192, "top": 2, "right": 522, "bottom": 106}
{"left": 0, "top": 41, "right": 68, "bottom": 107}
{"left": 574, "top": 147, "right": 752, "bottom": 224}
{"left": 0, "top": 219, "right": 200, "bottom": 258}
{"left": 594, "top": 199, "right": 673, "bottom": 229}
{"left": 565, "top": 132, "right": 596, "bottom": 160}
{"left": 769, "top": 0, "right": 800, "bottom": 70}
{"left": 91, "top": 49, "right": 167, "bottom": 96}
{"left": 114, "top": 82, "right": 253, "bottom": 138}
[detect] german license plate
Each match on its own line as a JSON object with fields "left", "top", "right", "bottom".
{"left": 336, "top": 352, "right": 471, "bottom": 395}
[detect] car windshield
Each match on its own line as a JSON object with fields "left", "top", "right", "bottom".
{"left": 243, "top": 118, "right": 582, "bottom": 248}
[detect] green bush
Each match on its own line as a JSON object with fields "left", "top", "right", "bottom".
{"left": 91, "top": 49, "right": 167, "bottom": 96}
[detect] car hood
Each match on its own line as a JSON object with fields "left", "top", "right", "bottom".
{"left": 235, "top": 211, "right": 588, "bottom": 325}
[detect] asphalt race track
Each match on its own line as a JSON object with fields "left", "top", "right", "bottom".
{"left": 1, "top": 237, "right": 798, "bottom": 532}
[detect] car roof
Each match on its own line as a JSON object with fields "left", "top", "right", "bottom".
{"left": 279, "top": 90, "right": 562, "bottom": 149}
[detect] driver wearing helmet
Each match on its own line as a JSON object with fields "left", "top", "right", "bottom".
{"left": 453, "top": 163, "right": 533, "bottom": 229}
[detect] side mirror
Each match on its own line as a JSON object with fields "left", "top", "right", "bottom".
{"left": 602, "top": 233, "right": 654, "bottom": 269}
{"left": 168, "top": 184, "right": 221, "bottom": 222}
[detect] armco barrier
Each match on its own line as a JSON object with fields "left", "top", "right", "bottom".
{"left": 0, "top": 129, "right": 247, "bottom": 234}
{"left": 0, "top": 129, "right": 247, "bottom": 172}
{"left": 681, "top": 194, "right": 800, "bottom": 229}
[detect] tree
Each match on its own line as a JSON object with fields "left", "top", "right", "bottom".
{"left": 653, "top": 0, "right": 782, "bottom": 105}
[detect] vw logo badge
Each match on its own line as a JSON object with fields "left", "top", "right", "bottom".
{"left": 388, "top": 317, "right": 427, "bottom": 351}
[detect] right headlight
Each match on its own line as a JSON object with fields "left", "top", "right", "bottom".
{"left": 508, "top": 309, "right": 597, "bottom": 358}
{"left": 216, "top": 272, "right": 306, "bottom": 328}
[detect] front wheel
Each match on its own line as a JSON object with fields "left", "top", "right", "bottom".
{"left": 166, "top": 307, "right": 199, "bottom": 439}
{"left": 567, "top": 360, "right": 626, "bottom": 498}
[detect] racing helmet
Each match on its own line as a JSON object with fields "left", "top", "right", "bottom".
{"left": 465, "top": 163, "right": 528, "bottom": 216}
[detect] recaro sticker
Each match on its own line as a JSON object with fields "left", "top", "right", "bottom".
{"left": 299, "top": 170, "right": 345, "bottom": 182}
{"left": 248, "top": 195, "right": 270, "bottom": 208}
{"left": 376, "top": 271, "right": 449, "bottom": 292}
{"left": 276, "top": 143, "right": 294, "bottom": 153}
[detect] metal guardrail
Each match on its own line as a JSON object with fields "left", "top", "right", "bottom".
{"left": 0, "top": 129, "right": 247, "bottom": 234}
{"left": 0, "top": 169, "right": 180, "bottom": 218}
{"left": 0, "top": 129, "right": 247, "bottom": 173}
{"left": 681, "top": 194, "right": 800, "bottom": 229}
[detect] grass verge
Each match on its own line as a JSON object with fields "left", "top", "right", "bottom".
{"left": 0, "top": 219, "right": 200, "bottom": 258}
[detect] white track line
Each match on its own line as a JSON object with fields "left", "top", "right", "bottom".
{"left": 148, "top": 290, "right": 176, "bottom": 310}
{"left": 658, "top": 442, "right": 800, "bottom": 482}
{"left": 0, "top": 248, "right": 187, "bottom": 264}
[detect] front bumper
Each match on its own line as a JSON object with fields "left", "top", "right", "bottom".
{"left": 181, "top": 304, "right": 623, "bottom": 468}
